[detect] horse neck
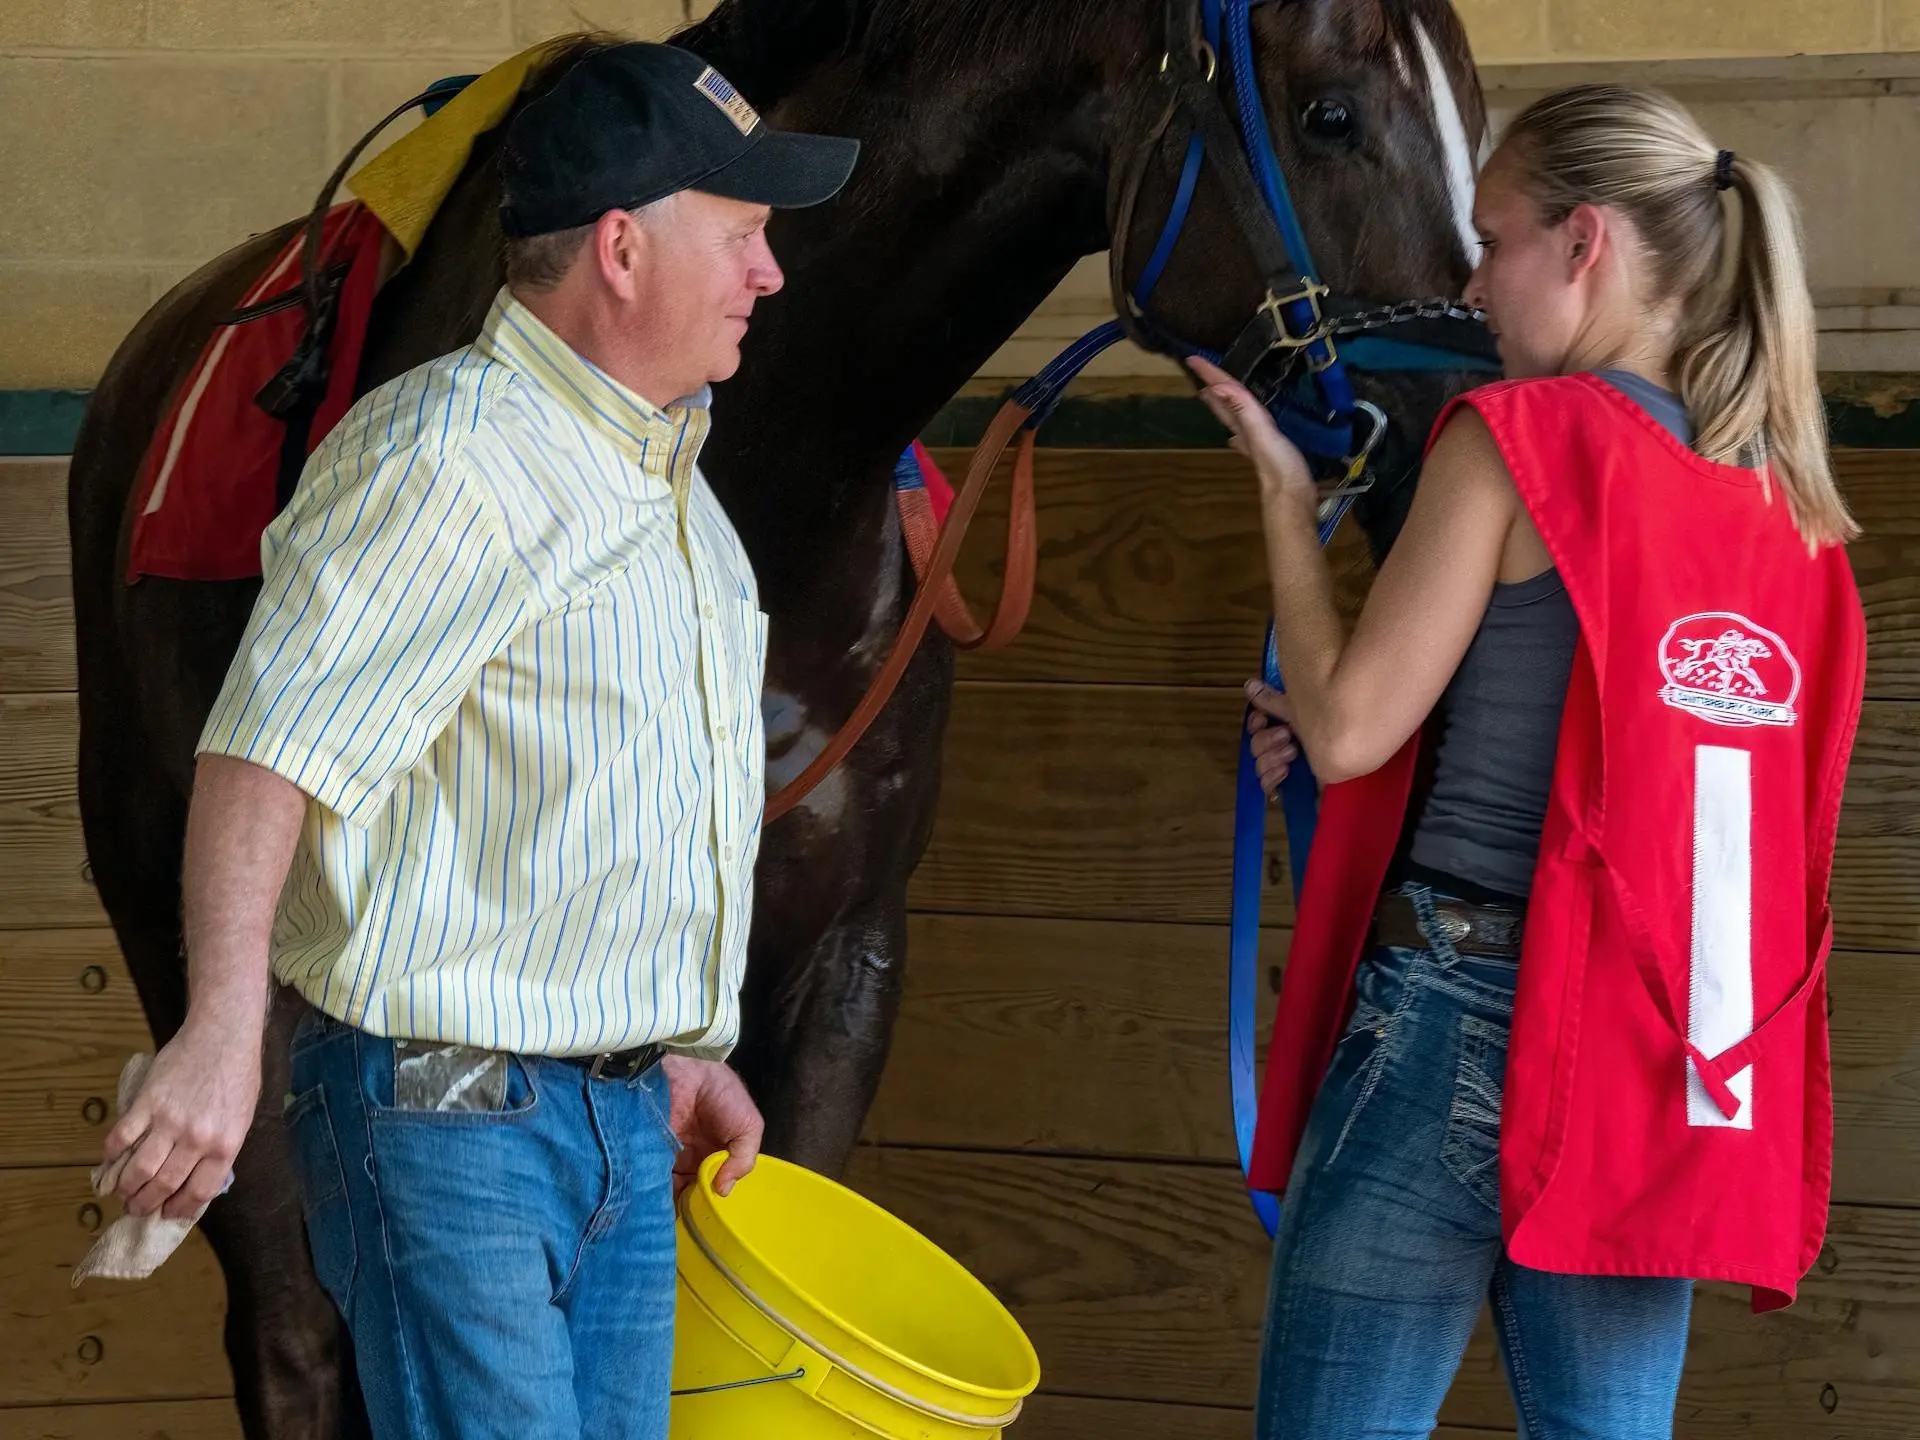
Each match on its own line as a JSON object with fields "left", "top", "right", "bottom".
{"left": 680, "top": 2, "right": 1156, "bottom": 576}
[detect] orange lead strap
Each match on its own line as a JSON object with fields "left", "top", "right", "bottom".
{"left": 764, "top": 399, "right": 1039, "bottom": 824}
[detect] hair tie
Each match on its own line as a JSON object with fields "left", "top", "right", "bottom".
{"left": 1714, "top": 149, "right": 1737, "bottom": 191}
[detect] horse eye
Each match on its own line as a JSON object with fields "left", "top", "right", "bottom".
{"left": 1301, "top": 98, "right": 1356, "bottom": 141}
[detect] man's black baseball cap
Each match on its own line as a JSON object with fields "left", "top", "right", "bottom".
{"left": 500, "top": 43, "right": 860, "bottom": 238}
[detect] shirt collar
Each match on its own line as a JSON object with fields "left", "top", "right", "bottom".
{"left": 476, "top": 288, "right": 709, "bottom": 472}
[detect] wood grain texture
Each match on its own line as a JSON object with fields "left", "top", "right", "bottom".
{"left": 0, "top": 1167, "right": 228, "bottom": 1406}
{"left": 847, "top": 1146, "right": 1920, "bottom": 1438}
{"left": 931, "top": 448, "right": 1920, "bottom": 697}
{"left": 869, "top": 914, "right": 1284, "bottom": 1159}
{"left": 933, "top": 448, "right": 1375, "bottom": 689}
{"left": 0, "top": 932, "right": 153, "bottom": 1167}
{"left": 0, "top": 1397, "right": 241, "bottom": 1440}
{"left": 875, "top": 914, "right": 1920, "bottom": 1205}
{"left": 1828, "top": 451, "right": 1920, "bottom": 701}
{"left": 912, "top": 685, "right": 1920, "bottom": 952}
{"left": 0, "top": 461, "right": 72, "bottom": 696}
{"left": 1011, "top": 1393, "right": 1513, "bottom": 1438}
{"left": 5, "top": 449, "right": 1913, "bottom": 698}
{"left": 909, "top": 682, "right": 1295, "bottom": 928}
{"left": 0, "top": 696, "right": 104, "bottom": 932}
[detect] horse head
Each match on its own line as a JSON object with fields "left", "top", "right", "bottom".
{"left": 1111, "top": 0, "right": 1490, "bottom": 555}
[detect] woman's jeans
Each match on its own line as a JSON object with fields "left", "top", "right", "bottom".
{"left": 1257, "top": 885, "right": 1693, "bottom": 1439}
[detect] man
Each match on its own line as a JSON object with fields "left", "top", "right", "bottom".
{"left": 100, "top": 42, "right": 859, "bottom": 1438}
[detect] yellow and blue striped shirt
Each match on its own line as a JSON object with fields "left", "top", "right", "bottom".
{"left": 199, "top": 289, "right": 766, "bottom": 1060}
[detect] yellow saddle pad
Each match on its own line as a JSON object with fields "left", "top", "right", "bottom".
{"left": 347, "top": 41, "right": 559, "bottom": 258}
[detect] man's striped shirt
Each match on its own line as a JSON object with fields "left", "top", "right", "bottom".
{"left": 199, "top": 288, "right": 766, "bottom": 1059}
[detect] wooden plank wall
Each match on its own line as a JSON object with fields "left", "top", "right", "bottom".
{"left": 0, "top": 448, "right": 1916, "bottom": 1437}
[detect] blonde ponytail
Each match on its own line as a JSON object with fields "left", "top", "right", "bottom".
{"left": 1503, "top": 85, "right": 1857, "bottom": 548}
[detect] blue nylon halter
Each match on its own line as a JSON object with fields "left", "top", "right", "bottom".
{"left": 894, "top": 0, "right": 1497, "bottom": 1236}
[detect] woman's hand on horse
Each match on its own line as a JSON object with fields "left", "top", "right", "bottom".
{"left": 103, "top": 1012, "right": 263, "bottom": 1221}
{"left": 1246, "top": 681, "right": 1300, "bottom": 799}
{"left": 663, "top": 1056, "right": 765, "bottom": 1199}
{"left": 1187, "top": 356, "right": 1316, "bottom": 506}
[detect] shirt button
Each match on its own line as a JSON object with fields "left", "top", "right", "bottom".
{"left": 702, "top": 602, "right": 715, "bottom": 620}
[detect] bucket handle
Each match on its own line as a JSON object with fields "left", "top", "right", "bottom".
{"left": 682, "top": 1213, "right": 1026, "bottom": 1428}
{"left": 673, "top": 1367, "right": 807, "bottom": 1398}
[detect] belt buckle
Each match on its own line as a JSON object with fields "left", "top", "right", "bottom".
{"left": 587, "top": 1046, "right": 660, "bottom": 1082}
{"left": 1433, "top": 909, "right": 1473, "bottom": 946}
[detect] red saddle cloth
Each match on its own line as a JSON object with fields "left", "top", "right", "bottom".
{"left": 127, "top": 201, "right": 388, "bottom": 582}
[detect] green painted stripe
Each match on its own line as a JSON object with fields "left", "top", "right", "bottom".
{"left": 0, "top": 391, "right": 92, "bottom": 456}
{"left": 7, "top": 380, "right": 1920, "bottom": 457}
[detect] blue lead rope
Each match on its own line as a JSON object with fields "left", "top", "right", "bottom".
{"left": 1228, "top": 498, "right": 1351, "bottom": 1238}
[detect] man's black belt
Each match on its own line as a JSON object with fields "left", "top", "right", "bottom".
{"left": 561, "top": 1044, "right": 666, "bottom": 1081}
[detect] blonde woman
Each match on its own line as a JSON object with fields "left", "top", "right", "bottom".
{"left": 1192, "top": 85, "right": 1866, "bottom": 1437}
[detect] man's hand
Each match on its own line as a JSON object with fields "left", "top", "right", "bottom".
{"left": 661, "top": 1056, "right": 764, "bottom": 1199}
{"left": 1245, "top": 680, "right": 1300, "bottom": 801}
{"left": 104, "top": 1014, "right": 262, "bottom": 1221}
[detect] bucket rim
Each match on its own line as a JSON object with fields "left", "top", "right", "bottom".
{"left": 682, "top": 1153, "right": 1042, "bottom": 1405}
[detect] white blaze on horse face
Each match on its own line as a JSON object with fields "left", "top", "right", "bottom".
{"left": 1413, "top": 20, "right": 1481, "bottom": 267}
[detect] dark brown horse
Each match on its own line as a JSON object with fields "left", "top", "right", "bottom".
{"left": 68, "top": 0, "right": 1488, "bottom": 1432}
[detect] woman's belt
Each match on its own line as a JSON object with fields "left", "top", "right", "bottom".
{"left": 1370, "top": 891, "right": 1526, "bottom": 958}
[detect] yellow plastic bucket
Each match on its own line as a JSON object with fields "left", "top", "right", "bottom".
{"left": 669, "top": 1153, "right": 1040, "bottom": 1439}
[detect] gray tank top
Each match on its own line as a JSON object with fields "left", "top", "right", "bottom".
{"left": 1407, "top": 372, "right": 1694, "bottom": 901}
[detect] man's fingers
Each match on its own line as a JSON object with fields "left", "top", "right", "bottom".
{"left": 713, "top": 1114, "right": 765, "bottom": 1197}
{"left": 162, "top": 1156, "right": 231, "bottom": 1222}
{"left": 102, "top": 1106, "right": 151, "bottom": 1168}
{"left": 122, "top": 1137, "right": 191, "bottom": 1216}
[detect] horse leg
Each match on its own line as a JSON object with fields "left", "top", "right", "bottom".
{"left": 735, "top": 891, "right": 909, "bottom": 1176}
{"left": 199, "top": 988, "right": 368, "bottom": 1440}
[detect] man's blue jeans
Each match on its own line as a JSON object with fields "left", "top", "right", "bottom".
{"left": 1258, "top": 886, "right": 1694, "bottom": 1439}
{"left": 284, "top": 1012, "right": 679, "bottom": 1439}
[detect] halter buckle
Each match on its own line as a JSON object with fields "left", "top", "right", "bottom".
{"left": 1159, "top": 40, "right": 1218, "bottom": 83}
{"left": 1256, "top": 279, "right": 1335, "bottom": 358}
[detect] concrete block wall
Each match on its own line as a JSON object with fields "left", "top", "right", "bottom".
{"left": 0, "top": 0, "right": 698, "bottom": 388}
{"left": 2, "top": 0, "right": 1919, "bottom": 389}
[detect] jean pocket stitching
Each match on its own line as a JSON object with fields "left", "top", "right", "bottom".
{"left": 284, "top": 1086, "right": 358, "bottom": 1305}
{"left": 289, "top": 1007, "right": 350, "bottom": 1058}
{"left": 638, "top": 1067, "right": 683, "bottom": 1155}
{"left": 1339, "top": 996, "right": 1390, "bottom": 1043}
{"left": 1440, "top": 1015, "right": 1507, "bottom": 1214}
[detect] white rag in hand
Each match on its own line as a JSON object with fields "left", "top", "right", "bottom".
{"left": 72, "top": 1053, "right": 233, "bottom": 1286}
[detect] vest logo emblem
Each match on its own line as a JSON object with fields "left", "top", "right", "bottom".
{"left": 1658, "top": 612, "right": 1801, "bottom": 728}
